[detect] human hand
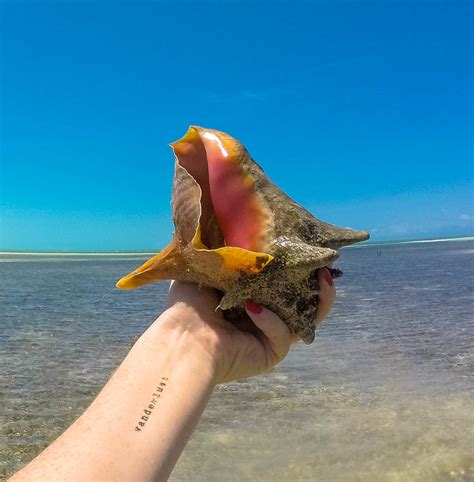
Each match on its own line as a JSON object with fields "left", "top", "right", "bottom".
{"left": 158, "top": 268, "right": 336, "bottom": 384}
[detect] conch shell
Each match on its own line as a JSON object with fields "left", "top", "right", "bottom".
{"left": 117, "top": 127, "right": 369, "bottom": 343}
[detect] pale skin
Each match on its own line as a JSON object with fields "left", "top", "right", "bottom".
{"left": 11, "top": 268, "right": 336, "bottom": 482}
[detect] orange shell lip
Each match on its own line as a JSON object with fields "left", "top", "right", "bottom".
{"left": 171, "top": 126, "right": 233, "bottom": 153}
{"left": 170, "top": 126, "right": 237, "bottom": 167}
{"left": 115, "top": 126, "right": 274, "bottom": 290}
{"left": 171, "top": 126, "right": 268, "bottom": 253}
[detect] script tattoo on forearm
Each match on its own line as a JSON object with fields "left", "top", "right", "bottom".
{"left": 134, "top": 377, "right": 168, "bottom": 432}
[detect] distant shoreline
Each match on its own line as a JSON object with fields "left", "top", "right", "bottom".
{"left": 1, "top": 235, "right": 473, "bottom": 255}
{"left": 347, "top": 235, "right": 474, "bottom": 248}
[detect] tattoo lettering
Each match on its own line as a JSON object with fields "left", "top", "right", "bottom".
{"left": 134, "top": 377, "right": 168, "bottom": 432}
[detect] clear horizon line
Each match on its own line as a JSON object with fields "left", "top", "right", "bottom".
{"left": 1, "top": 235, "right": 473, "bottom": 255}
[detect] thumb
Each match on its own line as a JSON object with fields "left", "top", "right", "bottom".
{"left": 245, "top": 301, "right": 292, "bottom": 362}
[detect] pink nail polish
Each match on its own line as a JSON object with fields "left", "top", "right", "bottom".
{"left": 322, "top": 268, "right": 334, "bottom": 287}
{"left": 245, "top": 300, "right": 263, "bottom": 314}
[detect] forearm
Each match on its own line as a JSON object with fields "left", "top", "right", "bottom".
{"left": 11, "top": 277, "right": 319, "bottom": 481}
{"left": 11, "top": 310, "right": 217, "bottom": 481}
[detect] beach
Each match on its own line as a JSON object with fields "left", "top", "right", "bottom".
{"left": 1, "top": 238, "right": 473, "bottom": 481}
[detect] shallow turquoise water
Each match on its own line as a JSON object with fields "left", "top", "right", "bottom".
{"left": 1, "top": 240, "right": 473, "bottom": 480}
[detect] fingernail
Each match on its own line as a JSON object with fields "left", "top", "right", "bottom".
{"left": 322, "top": 268, "right": 334, "bottom": 287}
{"left": 245, "top": 300, "right": 263, "bottom": 314}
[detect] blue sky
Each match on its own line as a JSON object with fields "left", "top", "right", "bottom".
{"left": 1, "top": 1, "right": 472, "bottom": 250}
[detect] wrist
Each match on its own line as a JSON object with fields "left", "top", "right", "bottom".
{"left": 138, "top": 306, "right": 220, "bottom": 387}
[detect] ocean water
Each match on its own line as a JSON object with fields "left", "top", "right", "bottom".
{"left": 1, "top": 239, "right": 473, "bottom": 481}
